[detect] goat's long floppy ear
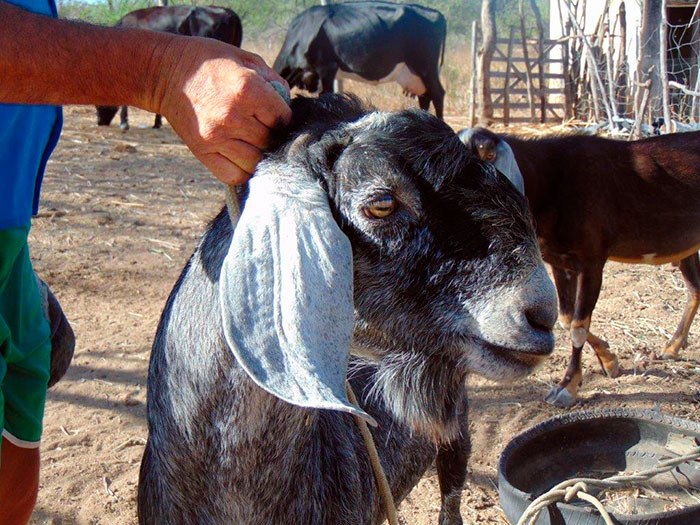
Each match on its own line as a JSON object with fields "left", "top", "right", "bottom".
{"left": 493, "top": 140, "right": 525, "bottom": 195}
{"left": 219, "top": 172, "right": 376, "bottom": 425}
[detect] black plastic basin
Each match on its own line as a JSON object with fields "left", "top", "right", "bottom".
{"left": 498, "top": 408, "right": 700, "bottom": 525}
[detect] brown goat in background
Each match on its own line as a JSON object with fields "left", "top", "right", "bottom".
{"left": 461, "top": 128, "right": 700, "bottom": 407}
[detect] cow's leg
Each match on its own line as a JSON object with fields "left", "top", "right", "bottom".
{"left": 546, "top": 265, "right": 609, "bottom": 407}
{"left": 120, "top": 106, "right": 130, "bottom": 131}
{"left": 436, "top": 394, "right": 469, "bottom": 525}
{"left": 423, "top": 74, "right": 445, "bottom": 120}
{"left": 663, "top": 253, "right": 700, "bottom": 359}
{"left": 153, "top": 114, "right": 162, "bottom": 129}
{"left": 319, "top": 67, "right": 338, "bottom": 94}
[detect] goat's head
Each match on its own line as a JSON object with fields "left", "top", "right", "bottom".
{"left": 221, "top": 95, "right": 556, "bottom": 440}
{"left": 458, "top": 127, "right": 526, "bottom": 195}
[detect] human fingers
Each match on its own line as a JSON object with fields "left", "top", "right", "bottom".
{"left": 217, "top": 139, "right": 264, "bottom": 176}
{"left": 200, "top": 152, "right": 250, "bottom": 186}
{"left": 228, "top": 114, "right": 271, "bottom": 150}
{"left": 251, "top": 79, "right": 292, "bottom": 129}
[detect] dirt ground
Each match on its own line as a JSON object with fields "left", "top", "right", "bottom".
{"left": 27, "top": 105, "right": 700, "bottom": 525}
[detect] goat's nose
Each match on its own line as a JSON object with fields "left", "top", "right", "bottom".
{"left": 519, "top": 264, "right": 558, "bottom": 335}
{"left": 525, "top": 300, "right": 557, "bottom": 332}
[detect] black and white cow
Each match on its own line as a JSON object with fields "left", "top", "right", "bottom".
{"left": 95, "top": 5, "right": 243, "bottom": 130}
{"left": 273, "top": 1, "right": 447, "bottom": 119}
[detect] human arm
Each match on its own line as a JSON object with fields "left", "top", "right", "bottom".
{"left": 0, "top": 2, "right": 292, "bottom": 184}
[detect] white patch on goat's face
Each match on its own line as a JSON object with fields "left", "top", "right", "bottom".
{"left": 456, "top": 264, "right": 557, "bottom": 381}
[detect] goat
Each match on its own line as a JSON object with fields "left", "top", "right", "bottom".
{"left": 460, "top": 127, "right": 700, "bottom": 408}
{"left": 138, "top": 95, "right": 557, "bottom": 524}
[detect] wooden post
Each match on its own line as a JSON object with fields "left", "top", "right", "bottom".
{"left": 529, "top": 0, "right": 546, "bottom": 122}
{"left": 660, "top": 0, "right": 672, "bottom": 132}
{"left": 504, "top": 26, "right": 516, "bottom": 126}
{"left": 639, "top": 0, "right": 663, "bottom": 118}
{"left": 616, "top": 1, "right": 628, "bottom": 116}
{"left": 518, "top": 0, "right": 536, "bottom": 122}
{"left": 562, "top": 38, "right": 574, "bottom": 120}
{"left": 478, "top": 0, "right": 497, "bottom": 124}
{"left": 631, "top": 76, "right": 653, "bottom": 139}
{"left": 469, "top": 20, "right": 478, "bottom": 127}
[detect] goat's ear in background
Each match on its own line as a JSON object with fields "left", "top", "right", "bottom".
{"left": 493, "top": 140, "right": 525, "bottom": 195}
{"left": 219, "top": 172, "right": 376, "bottom": 425}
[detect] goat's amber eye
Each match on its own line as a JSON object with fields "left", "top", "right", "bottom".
{"left": 364, "top": 196, "right": 396, "bottom": 218}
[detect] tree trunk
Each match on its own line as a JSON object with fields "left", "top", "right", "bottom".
{"left": 477, "top": 0, "right": 496, "bottom": 123}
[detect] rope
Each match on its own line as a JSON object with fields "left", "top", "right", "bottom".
{"left": 516, "top": 446, "right": 700, "bottom": 525}
{"left": 346, "top": 382, "right": 400, "bottom": 525}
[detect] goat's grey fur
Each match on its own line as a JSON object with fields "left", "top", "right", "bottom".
{"left": 138, "top": 95, "right": 557, "bottom": 525}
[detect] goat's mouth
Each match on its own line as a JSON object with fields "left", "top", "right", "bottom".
{"left": 461, "top": 334, "right": 555, "bottom": 380}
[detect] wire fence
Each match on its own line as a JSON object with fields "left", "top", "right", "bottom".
{"left": 557, "top": 0, "right": 700, "bottom": 134}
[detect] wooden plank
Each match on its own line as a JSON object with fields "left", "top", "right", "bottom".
{"left": 492, "top": 56, "right": 563, "bottom": 64}
{"left": 496, "top": 38, "right": 564, "bottom": 46}
{"left": 491, "top": 87, "right": 566, "bottom": 95}
{"left": 503, "top": 26, "right": 515, "bottom": 126}
{"left": 492, "top": 102, "right": 565, "bottom": 109}
{"left": 536, "top": 36, "right": 546, "bottom": 123}
{"left": 490, "top": 71, "right": 564, "bottom": 80}
{"left": 519, "top": 9, "right": 536, "bottom": 121}
{"left": 491, "top": 115, "right": 562, "bottom": 123}
{"left": 469, "top": 20, "right": 478, "bottom": 127}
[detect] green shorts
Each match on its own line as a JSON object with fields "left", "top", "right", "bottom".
{"left": 0, "top": 225, "right": 51, "bottom": 451}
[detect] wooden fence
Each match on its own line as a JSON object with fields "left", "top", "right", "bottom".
{"left": 469, "top": 26, "right": 570, "bottom": 125}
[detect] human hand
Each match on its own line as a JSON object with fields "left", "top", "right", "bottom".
{"left": 154, "top": 37, "right": 292, "bottom": 185}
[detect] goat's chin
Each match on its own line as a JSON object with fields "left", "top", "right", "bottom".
{"left": 462, "top": 339, "right": 548, "bottom": 381}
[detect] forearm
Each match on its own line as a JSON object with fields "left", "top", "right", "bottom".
{"left": 0, "top": 1, "right": 177, "bottom": 111}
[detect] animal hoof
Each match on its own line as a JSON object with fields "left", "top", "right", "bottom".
{"left": 120, "top": 122, "right": 130, "bottom": 131}
{"left": 660, "top": 349, "right": 680, "bottom": 360}
{"left": 604, "top": 357, "right": 621, "bottom": 378}
{"left": 544, "top": 386, "right": 577, "bottom": 408}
